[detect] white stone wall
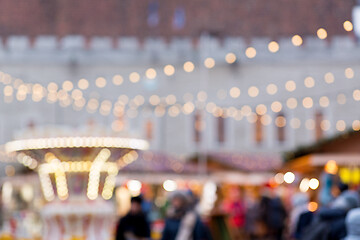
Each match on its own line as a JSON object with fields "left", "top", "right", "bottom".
{"left": 0, "top": 35, "right": 359, "bottom": 156}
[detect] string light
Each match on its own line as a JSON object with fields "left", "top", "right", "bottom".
{"left": 302, "top": 97, "right": 313, "bottom": 109}
{"left": 336, "top": 120, "right": 346, "bottom": 131}
{"left": 286, "top": 98, "right": 298, "bottom": 109}
{"left": 345, "top": 68, "right": 354, "bottom": 79}
{"left": 62, "top": 81, "right": 73, "bottom": 91}
{"left": 291, "top": 35, "right": 303, "bottom": 46}
{"left": 164, "top": 65, "right": 175, "bottom": 76}
{"left": 324, "top": 72, "right": 335, "bottom": 84}
{"left": 145, "top": 68, "right": 157, "bottom": 79}
{"left": 112, "top": 75, "right": 124, "bottom": 86}
{"left": 183, "top": 61, "right": 195, "bottom": 72}
{"left": 225, "top": 53, "right": 237, "bottom": 64}
{"left": 248, "top": 86, "right": 259, "bottom": 97}
{"left": 266, "top": 84, "right": 278, "bottom": 95}
{"left": 95, "top": 77, "right": 107, "bottom": 88}
{"left": 343, "top": 21, "right": 353, "bottom": 32}
{"left": 204, "top": 57, "right": 215, "bottom": 69}
{"left": 271, "top": 101, "right": 282, "bottom": 113}
{"left": 319, "top": 96, "right": 330, "bottom": 108}
{"left": 285, "top": 80, "right": 296, "bottom": 92}
{"left": 245, "top": 47, "right": 256, "bottom": 58}
{"left": 304, "top": 77, "right": 315, "bottom": 88}
{"left": 268, "top": 41, "right": 280, "bottom": 53}
{"left": 290, "top": 118, "right": 301, "bottom": 129}
{"left": 317, "top": 28, "right": 327, "bottom": 40}
{"left": 78, "top": 79, "right": 89, "bottom": 90}
{"left": 129, "top": 72, "right": 140, "bottom": 83}
{"left": 229, "top": 87, "right": 241, "bottom": 98}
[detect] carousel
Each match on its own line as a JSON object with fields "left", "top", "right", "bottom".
{"left": 3, "top": 126, "right": 149, "bottom": 240}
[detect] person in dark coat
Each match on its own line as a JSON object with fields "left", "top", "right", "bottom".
{"left": 116, "top": 196, "right": 151, "bottom": 240}
{"left": 161, "top": 191, "right": 212, "bottom": 240}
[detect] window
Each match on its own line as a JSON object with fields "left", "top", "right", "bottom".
{"left": 194, "top": 111, "right": 202, "bottom": 143}
{"left": 145, "top": 119, "right": 153, "bottom": 140}
{"left": 315, "top": 111, "right": 323, "bottom": 140}
{"left": 217, "top": 115, "right": 226, "bottom": 143}
{"left": 275, "top": 113, "right": 286, "bottom": 143}
{"left": 147, "top": 2, "right": 160, "bottom": 27}
{"left": 173, "top": 7, "right": 186, "bottom": 30}
{"left": 255, "top": 114, "right": 263, "bottom": 144}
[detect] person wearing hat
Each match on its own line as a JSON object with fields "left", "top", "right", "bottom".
{"left": 116, "top": 196, "right": 151, "bottom": 240}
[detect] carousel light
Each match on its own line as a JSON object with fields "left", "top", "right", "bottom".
{"left": 127, "top": 180, "right": 142, "bottom": 196}
{"left": 317, "top": 28, "right": 327, "bottom": 40}
{"left": 163, "top": 180, "right": 177, "bottom": 192}
{"left": 284, "top": 172, "right": 295, "bottom": 184}
{"left": 343, "top": 21, "right": 353, "bottom": 32}
{"left": 336, "top": 120, "right": 346, "bottom": 131}
{"left": 291, "top": 35, "right": 303, "bottom": 46}
{"left": 324, "top": 72, "right": 335, "bottom": 84}
{"left": 299, "top": 178, "right": 310, "bottom": 192}
{"left": 71, "top": 89, "right": 83, "bottom": 100}
{"left": 304, "top": 77, "right": 315, "bottom": 88}
{"left": 78, "top": 79, "right": 89, "bottom": 90}
{"left": 87, "top": 149, "right": 111, "bottom": 200}
{"left": 183, "top": 61, "right": 195, "bottom": 72}
{"left": 309, "top": 178, "right": 320, "bottom": 190}
{"left": 229, "top": 87, "right": 241, "bottom": 98}
{"left": 248, "top": 86, "right": 259, "bottom": 97}
{"left": 164, "top": 65, "right": 175, "bottom": 76}
{"left": 225, "top": 53, "right": 237, "bottom": 64}
{"left": 266, "top": 84, "right": 278, "bottom": 95}
{"left": 204, "top": 57, "right": 215, "bottom": 69}
{"left": 129, "top": 72, "right": 140, "bottom": 83}
{"left": 245, "top": 47, "right": 256, "bottom": 58}
{"left": 268, "top": 41, "right": 279, "bottom": 53}
{"left": 5, "top": 137, "right": 149, "bottom": 153}
{"left": 146, "top": 68, "right": 157, "bottom": 79}
{"left": 285, "top": 80, "right": 296, "bottom": 92}
{"left": 345, "top": 68, "right": 354, "bottom": 79}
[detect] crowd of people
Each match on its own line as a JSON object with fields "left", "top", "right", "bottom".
{"left": 115, "top": 183, "right": 360, "bottom": 240}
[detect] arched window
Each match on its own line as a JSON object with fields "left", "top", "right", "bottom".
{"left": 315, "top": 111, "right": 323, "bottom": 140}
{"left": 194, "top": 111, "right": 202, "bottom": 143}
{"left": 217, "top": 115, "right": 226, "bottom": 143}
{"left": 255, "top": 114, "right": 263, "bottom": 144}
{"left": 275, "top": 113, "right": 286, "bottom": 143}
